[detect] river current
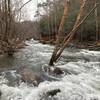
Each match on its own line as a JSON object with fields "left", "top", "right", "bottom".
{"left": 0, "top": 39, "right": 100, "bottom": 100}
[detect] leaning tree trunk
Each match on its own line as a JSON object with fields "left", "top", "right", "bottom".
{"left": 49, "top": 0, "right": 70, "bottom": 65}
{"left": 53, "top": 0, "right": 86, "bottom": 62}
{"left": 52, "top": 0, "right": 100, "bottom": 63}
{"left": 49, "top": 0, "right": 86, "bottom": 65}
{"left": 94, "top": 0, "right": 99, "bottom": 42}
{"left": 49, "top": 0, "right": 100, "bottom": 65}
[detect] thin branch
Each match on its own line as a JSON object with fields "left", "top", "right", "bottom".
{"left": 55, "top": 1, "right": 100, "bottom": 61}
{"left": 18, "top": 0, "right": 32, "bottom": 11}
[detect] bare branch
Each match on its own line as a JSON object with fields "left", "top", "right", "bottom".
{"left": 18, "top": 0, "right": 32, "bottom": 11}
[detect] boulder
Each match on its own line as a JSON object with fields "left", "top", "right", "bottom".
{"left": 0, "top": 91, "right": 2, "bottom": 96}
{"left": 18, "top": 67, "right": 43, "bottom": 86}
{"left": 46, "top": 89, "right": 61, "bottom": 97}
{"left": 53, "top": 67, "right": 64, "bottom": 75}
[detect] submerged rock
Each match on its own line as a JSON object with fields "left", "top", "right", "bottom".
{"left": 40, "top": 89, "right": 61, "bottom": 100}
{"left": 17, "top": 66, "right": 61, "bottom": 86}
{"left": 53, "top": 67, "right": 64, "bottom": 75}
{"left": 42, "top": 64, "right": 66, "bottom": 76}
{"left": 18, "top": 67, "right": 43, "bottom": 86}
{"left": 46, "top": 89, "right": 61, "bottom": 97}
{"left": 41, "top": 89, "right": 61, "bottom": 100}
{"left": 0, "top": 91, "right": 2, "bottom": 96}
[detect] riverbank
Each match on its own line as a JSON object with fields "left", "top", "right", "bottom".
{"left": 39, "top": 38, "right": 100, "bottom": 51}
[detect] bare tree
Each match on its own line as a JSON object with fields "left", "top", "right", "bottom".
{"left": 95, "top": 0, "right": 99, "bottom": 42}
{"left": 0, "top": 0, "right": 32, "bottom": 56}
{"left": 49, "top": 0, "right": 70, "bottom": 65}
{"left": 49, "top": 0, "right": 100, "bottom": 65}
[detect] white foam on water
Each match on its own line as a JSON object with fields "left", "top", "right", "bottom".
{"left": 0, "top": 39, "right": 100, "bottom": 100}
{"left": 0, "top": 73, "right": 100, "bottom": 100}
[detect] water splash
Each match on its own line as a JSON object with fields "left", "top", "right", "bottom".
{"left": 0, "top": 39, "right": 100, "bottom": 100}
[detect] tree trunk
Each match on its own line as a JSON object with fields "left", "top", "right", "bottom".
{"left": 95, "top": 0, "right": 99, "bottom": 42}
{"left": 8, "top": 0, "right": 12, "bottom": 39}
{"left": 49, "top": 0, "right": 70, "bottom": 65}
{"left": 53, "top": 0, "right": 100, "bottom": 63}
{"left": 49, "top": 0, "right": 100, "bottom": 65}
{"left": 4, "top": 0, "right": 8, "bottom": 42}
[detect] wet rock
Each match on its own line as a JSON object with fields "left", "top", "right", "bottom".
{"left": 91, "top": 98, "right": 98, "bottom": 100}
{"left": 40, "top": 89, "right": 61, "bottom": 100}
{"left": 3, "top": 71, "right": 20, "bottom": 86}
{"left": 21, "top": 73, "right": 42, "bottom": 86}
{"left": 0, "top": 91, "right": 2, "bottom": 96}
{"left": 18, "top": 67, "right": 43, "bottom": 86}
{"left": 62, "top": 69, "right": 72, "bottom": 75}
{"left": 53, "top": 67, "right": 64, "bottom": 75}
{"left": 42, "top": 65, "right": 64, "bottom": 75}
{"left": 42, "top": 64, "right": 51, "bottom": 73}
{"left": 18, "top": 66, "right": 62, "bottom": 86}
{"left": 46, "top": 89, "right": 61, "bottom": 97}
{"left": 41, "top": 72, "right": 60, "bottom": 81}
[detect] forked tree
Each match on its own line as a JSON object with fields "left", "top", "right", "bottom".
{"left": 94, "top": 0, "right": 99, "bottom": 42}
{"left": 49, "top": 0, "right": 100, "bottom": 66}
{"left": 49, "top": 0, "right": 70, "bottom": 65}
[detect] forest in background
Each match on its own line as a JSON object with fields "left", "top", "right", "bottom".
{"left": 0, "top": 0, "right": 100, "bottom": 57}
{"left": 0, "top": 0, "right": 100, "bottom": 99}
{"left": 0, "top": 0, "right": 40, "bottom": 56}
{"left": 33, "top": 0, "right": 100, "bottom": 65}
{"left": 35, "top": 0, "right": 100, "bottom": 45}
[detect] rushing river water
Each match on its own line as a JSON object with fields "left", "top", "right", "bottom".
{"left": 0, "top": 39, "right": 100, "bottom": 100}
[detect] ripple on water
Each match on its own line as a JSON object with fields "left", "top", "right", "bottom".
{"left": 0, "top": 39, "right": 100, "bottom": 100}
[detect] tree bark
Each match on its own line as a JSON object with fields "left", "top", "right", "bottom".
{"left": 49, "top": 0, "right": 100, "bottom": 65}
{"left": 4, "top": 0, "right": 8, "bottom": 42}
{"left": 54, "top": 0, "right": 100, "bottom": 62}
{"left": 94, "top": 0, "right": 99, "bottom": 42}
{"left": 49, "top": 0, "right": 70, "bottom": 65}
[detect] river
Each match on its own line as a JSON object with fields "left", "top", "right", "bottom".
{"left": 0, "top": 39, "right": 100, "bottom": 100}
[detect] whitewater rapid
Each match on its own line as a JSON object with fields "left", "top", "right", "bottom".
{"left": 0, "top": 39, "right": 100, "bottom": 100}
